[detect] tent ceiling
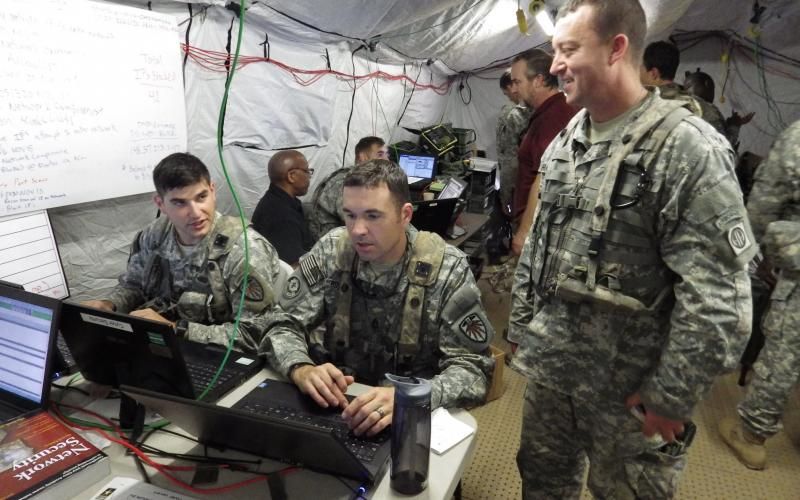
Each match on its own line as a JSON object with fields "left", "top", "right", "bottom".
{"left": 155, "top": 0, "right": 799, "bottom": 72}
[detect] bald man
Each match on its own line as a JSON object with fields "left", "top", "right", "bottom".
{"left": 251, "top": 150, "right": 314, "bottom": 265}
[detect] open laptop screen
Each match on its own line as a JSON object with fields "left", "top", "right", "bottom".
{"left": 0, "top": 291, "right": 57, "bottom": 405}
{"left": 398, "top": 154, "right": 436, "bottom": 183}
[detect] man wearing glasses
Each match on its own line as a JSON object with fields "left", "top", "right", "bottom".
{"left": 252, "top": 150, "right": 315, "bottom": 266}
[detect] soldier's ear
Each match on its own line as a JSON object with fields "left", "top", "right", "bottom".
{"left": 399, "top": 202, "right": 413, "bottom": 225}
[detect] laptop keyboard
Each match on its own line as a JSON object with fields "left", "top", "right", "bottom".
{"left": 186, "top": 362, "right": 235, "bottom": 394}
{"left": 239, "top": 402, "right": 389, "bottom": 462}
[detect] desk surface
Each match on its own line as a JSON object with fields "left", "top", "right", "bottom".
{"left": 447, "top": 212, "right": 490, "bottom": 248}
{"left": 67, "top": 369, "right": 477, "bottom": 500}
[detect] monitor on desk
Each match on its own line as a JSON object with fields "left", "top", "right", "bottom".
{"left": 398, "top": 154, "right": 436, "bottom": 185}
{"left": 0, "top": 282, "right": 60, "bottom": 424}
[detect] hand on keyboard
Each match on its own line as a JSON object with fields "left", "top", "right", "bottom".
{"left": 342, "top": 386, "right": 394, "bottom": 437}
{"left": 291, "top": 363, "right": 354, "bottom": 409}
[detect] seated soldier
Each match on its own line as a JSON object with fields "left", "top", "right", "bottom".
{"left": 307, "top": 136, "right": 387, "bottom": 241}
{"left": 83, "top": 152, "right": 280, "bottom": 354}
{"left": 262, "top": 159, "right": 494, "bottom": 436}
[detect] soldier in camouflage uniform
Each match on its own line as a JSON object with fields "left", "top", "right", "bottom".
{"left": 720, "top": 119, "right": 800, "bottom": 470}
{"left": 496, "top": 69, "right": 531, "bottom": 213}
{"left": 262, "top": 159, "right": 493, "bottom": 437}
{"left": 84, "top": 153, "right": 280, "bottom": 354}
{"left": 510, "top": 2, "right": 755, "bottom": 498}
{"left": 641, "top": 41, "right": 730, "bottom": 140}
{"left": 307, "top": 136, "right": 388, "bottom": 240}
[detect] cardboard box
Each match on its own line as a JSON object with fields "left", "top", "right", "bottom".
{"left": 486, "top": 345, "right": 506, "bottom": 402}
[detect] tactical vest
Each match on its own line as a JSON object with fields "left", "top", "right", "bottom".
{"left": 140, "top": 215, "right": 245, "bottom": 322}
{"left": 529, "top": 97, "right": 692, "bottom": 313}
{"left": 329, "top": 231, "right": 447, "bottom": 360}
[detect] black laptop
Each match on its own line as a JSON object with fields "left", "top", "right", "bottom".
{"left": 398, "top": 154, "right": 436, "bottom": 189}
{"left": 411, "top": 197, "right": 459, "bottom": 237}
{"left": 122, "top": 378, "right": 391, "bottom": 484}
{"left": 59, "top": 302, "right": 262, "bottom": 402}
{"left": 0, "top": 283, "right": 60, "bottom": 423}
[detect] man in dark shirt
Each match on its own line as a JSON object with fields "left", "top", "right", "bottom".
{"left": 252, "top": 150, "right": 314, "bottom": 265}
{"left": 509, "top": 48, "right": 577, "bottom": 256}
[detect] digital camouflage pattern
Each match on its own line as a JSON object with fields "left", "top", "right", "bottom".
{"left": 658, "top": 83, "right": 734, "bottom": 144}
{"left": 496, "top": 103, "right": 531, "bottom": 210}
{"left": 510, "top": 90, "right": 755, "bottom": 498}
{"left": 738, "top": 119, "right": 800, "bottom": 438}
{"left": 261, "top": 226, "right": 494, "bottom": 409}
{"left": 307, "top": 167, "right": 350, "bottom": 240}
{"left": 108, "top": 213, "right": 280, "bottom": 353}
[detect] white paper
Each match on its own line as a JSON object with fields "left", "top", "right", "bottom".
{"left": 91, "top": 476, "right": 199, "bottom": 500}
{"left": 430, "top": 407, "right": 475, "bottom": 455}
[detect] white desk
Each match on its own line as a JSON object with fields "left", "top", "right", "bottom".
{"left": 65, "top": 369, "right": 477, "bottom": 499}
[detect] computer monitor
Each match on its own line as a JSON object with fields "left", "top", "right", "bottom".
{"left": 0, "top": 282, "right": 60, "bottom": 422}
{"left": 398, "top": 154, "right": 436, "bottom": 184}
{"left": 438, "top": 177, "right": 467, "bottom": 200}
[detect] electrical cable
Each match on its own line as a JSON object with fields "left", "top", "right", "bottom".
{"left": 396, "top": 64, "right": 425, "bottom": 126}
{"left": 342, "top": 45, "right": 366, "bottom": 166}
{"left": 195, "top": 0, "right": 251, "bottom": 403}
{"left": 377, "top": 0, "right": 490, "bottom": 40}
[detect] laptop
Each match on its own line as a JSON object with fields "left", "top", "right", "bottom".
{"left": 0, "top": 283, "right": 60, "bottom": 423}
{"left": 59, "top": 302, "right": 262, "bottom": 402}
{"left": 411, "top": 197, "right": 459, "bottom": 237}
{"left": 398, "top": 154, "right": 436, "bottom": 188}
{"left": 122, "top": 378, "right": 391, "bottom": 484}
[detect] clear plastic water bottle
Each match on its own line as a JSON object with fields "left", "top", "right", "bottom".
{"left": 386, "top": 374, "right": 432, "bottom": 495}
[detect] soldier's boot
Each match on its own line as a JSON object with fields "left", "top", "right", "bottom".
{"left": 719, "top": 417, "right": 767, "bottom": 470}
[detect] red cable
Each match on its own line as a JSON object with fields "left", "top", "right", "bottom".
{"left": 181, "top": 43, "right": 454, "bottom": 94}
{"left": 50, "top": 403, "right": 298, "bottom": 495}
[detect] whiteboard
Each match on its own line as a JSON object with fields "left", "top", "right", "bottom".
{"left": 0, "top": 210, "right": 68, "bottom": 299}
{"left": 0, "top": 0, "right": 187, "bottom": 216}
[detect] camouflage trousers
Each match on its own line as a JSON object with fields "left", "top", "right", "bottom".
{"left": 738, "top": 276, "right": 800, "bottom": 438}
{"left": 517, "top": 382, "right": 687, "bottom": 500}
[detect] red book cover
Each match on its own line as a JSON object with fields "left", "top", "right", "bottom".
{"left": 0, "top": 410, "right": 109, "bottom": 500}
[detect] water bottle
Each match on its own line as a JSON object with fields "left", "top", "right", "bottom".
{"left": 386, "top": 373, "right": 432, "bottom": 495}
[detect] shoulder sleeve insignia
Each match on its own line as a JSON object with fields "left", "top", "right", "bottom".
{"left": 727, "top": 222, "right": 752, "bottom": 256}
{"left": 299, "top": 254, "right": 324, "bottom": 287}
{"left": 459, "top": 313, "right": 488, "bottom": 343}
{"left": 283, "top": 276, "right": 302, "bottom": 300}
{"left": 244, "top": 277, "right": 264, "bottom": 301}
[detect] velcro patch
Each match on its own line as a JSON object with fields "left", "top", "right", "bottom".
{"left": 283, "top": 276, "right": 302, "bottom": 300}
{"left": 727, "top": 222, "right": 752, "bottom": 256}
{"left": 459, "top": 313, "right": 488, "bottom": 343}
{"left": 244, "top": 277, "right": 264, "bottom": 301}
{"left": 299, "top": 254, "right": 324, "bottom": 287}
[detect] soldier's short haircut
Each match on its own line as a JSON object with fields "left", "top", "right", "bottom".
{"left": 557, "top": 0, "right": 647, "bottom": 64}
{"left": 152, "top": 152, "right": 211, "bottom": 196}
{"left": 354, "top": 136, "right": 385, "bottom": 158}
{"left": 512, "top": 49, "right": 558, "bottom": 88}
{"left": 500, "top": 69, "right": 513, "bottom": 89}
{"left": 343, "top": 159, "right": 410, "bottom": 209}
{"left": 643, "top": 41, "right": 680, "bottom": 81}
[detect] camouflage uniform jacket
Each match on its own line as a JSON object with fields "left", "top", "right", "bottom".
{"left": 261, "top": 227, "right": 494, "bottom": 409}
{"left": 496, "top": 103, "right": 532, "bottom": 208}
{"left": 308, "top": 167, "right": 351, "bottom": 240}
{"left": 658, "top": 83, "right": 730, "bottom": 141}
{"left": 747, "top": 120, "right": 800, "bottom": 241}
{"left": 509, "top": 90, "right": 756, "bottom": 421}
{"left": 108, "top": 213, "right": 280, "bottom": 353}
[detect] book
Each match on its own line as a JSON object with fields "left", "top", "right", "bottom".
{"left": 90, "top": 477, "right": 198, "bottom": 500}
{"left": 0, "top": 411, "right": 110, "bottom": 500}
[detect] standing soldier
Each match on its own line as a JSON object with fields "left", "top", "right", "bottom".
{"left": 497, "top": 69, "right": 531, "bottom": 215}
{"left": 510, "top": 1, "right": 755, "bottom": 498}
{"left": 720, "top": 119, "right": 800, "bottom": 470}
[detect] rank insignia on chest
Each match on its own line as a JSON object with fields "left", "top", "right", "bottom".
{"left": 459, "top": 313, "right": 488, "bottom": 343}
{"left": 414, "top": 261, "right": 432, "bottom": 279}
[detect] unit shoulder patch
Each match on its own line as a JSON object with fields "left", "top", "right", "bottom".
{"left": 459, "top": 313, "right": 488, "bottom": 343}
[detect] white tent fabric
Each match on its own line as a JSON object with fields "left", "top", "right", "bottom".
{"left": 47, "top": 0, "right": 800, "bottom": 298}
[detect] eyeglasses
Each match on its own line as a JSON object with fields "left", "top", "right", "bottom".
{"left": 290, "top": 167, "right": 314, "bottom": 177}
